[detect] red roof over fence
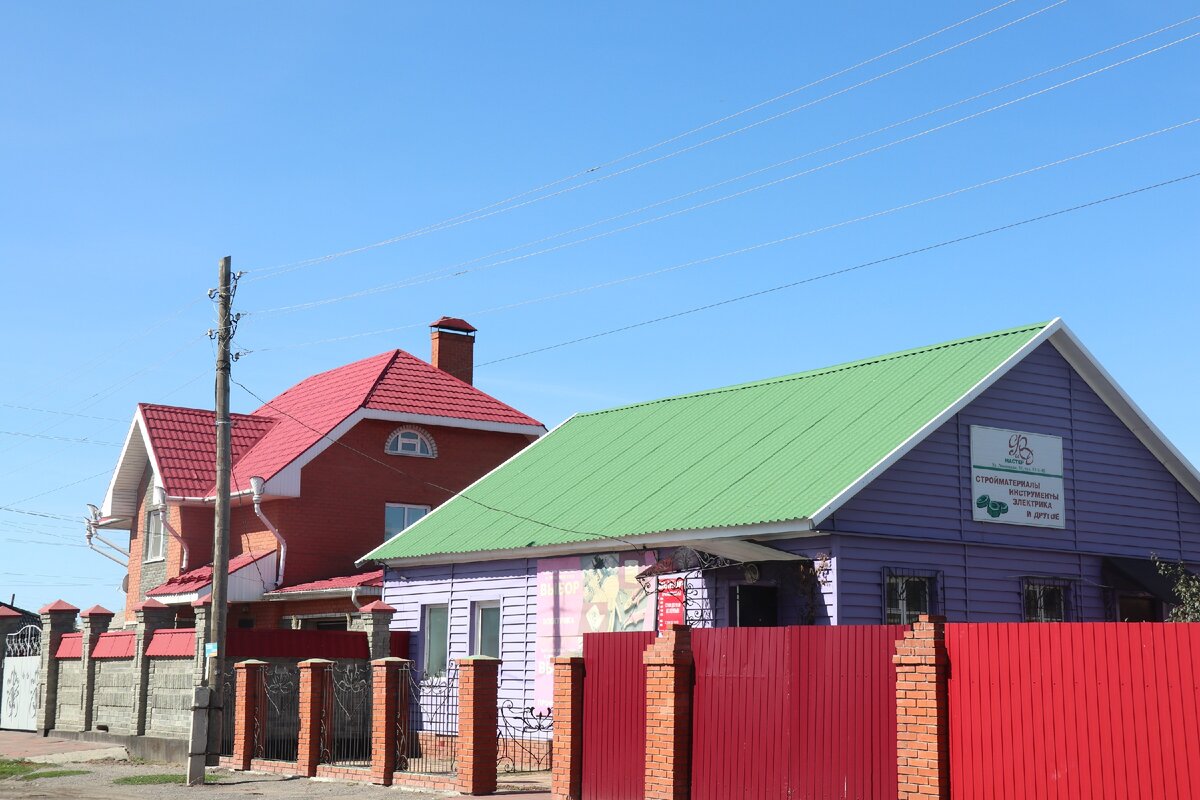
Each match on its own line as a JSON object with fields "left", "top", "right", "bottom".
{"left": 264, "top": 570, "right": 383, "bottom": 595}
{"left": 146, "top": 628, "right": 195, "bottom": 657}
{"left": 92, "top": 630, "right": 136, "bottom": 659}
{"left": 56, "top": 632, "right": 82, "bottom": 658}
{"left": 147, "top": 552, "right": 271, "bottom": 597}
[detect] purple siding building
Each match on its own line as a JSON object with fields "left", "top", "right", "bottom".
{"left": 362, "top": 320, "right": 1200, "bottom": 706}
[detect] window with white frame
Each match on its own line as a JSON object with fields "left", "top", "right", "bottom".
{"left": 385, "top": 426, "right": 436, "bottom": 458}
{"left": 1023, "top": 578, "right": 1070, "bottom": 622}
{"left": 144, "top": 506, "right": 166, "bottom": 562}
{"left": 884, "top": 571, "right": 937, "bottom": 625}
{"left": 473, "top": 600, "right": 501, "bottom": 658}
{"left": 423, "top": 604, "right": 450, "bottom": 677}
{"left": 384, "top": 503, "right": 430, "bottom": 540}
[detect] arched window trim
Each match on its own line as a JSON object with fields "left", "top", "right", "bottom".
{"left": 384, "top": 425, "right": 437, "bottom": 458}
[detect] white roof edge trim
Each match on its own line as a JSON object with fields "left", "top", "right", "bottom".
{"left": 357, "top": 412, "right": 576, "bottom": 566}
{"left": 267, "top": 408, "right": 545, "bottom": 498}
{"left": 100, "top": 409, "right": 163, "bottom": 518}
{"left": 809, "top": 319, "right": 1063, "bottom": 527}
{"left": 369, "top": 518, "right": 817, "bottom": 568}
{"left": 1047, "top": 323, "right": 1200, "bottom": 504}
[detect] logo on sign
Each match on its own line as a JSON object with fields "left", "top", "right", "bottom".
{"left": 1007, "top": 433, "right": 1034, "bottom": 465}
{"left": 975, "top": 494, "right": 1009, "bottom": 518}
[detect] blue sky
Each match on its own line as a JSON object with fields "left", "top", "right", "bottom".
{"left": 1, "top": 2, "right": 1197, "bottom": 611}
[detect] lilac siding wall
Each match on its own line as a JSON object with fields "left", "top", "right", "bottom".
{"left": 383, "top": 558, "right": 538, "bottom": 706}
{"left": 826, "top": 341, "right": 1200, "bottom": 622}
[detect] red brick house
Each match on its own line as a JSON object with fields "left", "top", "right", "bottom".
{"left": 92, "top": 318, "right": 544, "bottom": 627}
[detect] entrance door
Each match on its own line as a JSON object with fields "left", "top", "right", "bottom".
{"left": 730, "top": 585, "right": 778, "bottom": 627}
{"left": 1, "top": 625, "right": 41, "bottom": 731}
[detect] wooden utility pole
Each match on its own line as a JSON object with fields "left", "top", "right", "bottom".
{"left": 187, "top": 256, "right": 235, "bottom": 786}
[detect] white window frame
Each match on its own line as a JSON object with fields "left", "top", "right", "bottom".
{"left": 384, "top": 503, "right": 431, "bottom": 540}
{"left": 884, "top": 571, "right": 938, "bottom": 625}
{"left": 423, "top": 604, "right": 450, "bottom": 677}
{"left": 384, "top": 426, "right": 437, "bottom": 458}
{"left": 472, "top": 600, "right": 501, "bottom": 658}
{"left": 144, "top": 506, "right": 166, "bottom": 563}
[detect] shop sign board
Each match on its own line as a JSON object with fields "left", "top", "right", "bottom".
{"left": 970, "top": 425, "right": 1065, "bottom": 528}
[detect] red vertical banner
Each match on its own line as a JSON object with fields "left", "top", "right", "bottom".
{"left": 656, "top": 577, "right": 686, "bottom": 633}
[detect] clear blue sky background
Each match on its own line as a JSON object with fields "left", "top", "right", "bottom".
{"left": 1, "top": 1, "right": 1197, "bottom": 612}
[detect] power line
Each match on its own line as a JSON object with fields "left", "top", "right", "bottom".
{"left": 231, "top": 379, "right": 646, "bottom": 551}
{"left": 251, "top": 116, "right": 1199, "bottom": 353}
{"left": 0, "top": 506, "right": 80, "bottom": 522}
{"left": 0, "top": 403, "right": 124, "bottom": 423}
{"left": 249, "top": 20, "right": 1198, "bottom": 320}
{"left": 245, "top": 0, "right": 1052, "bottom": 281}
{"left": 478, "top": 170, "right": 1200, "bottom": 366}
{"left": 0, "top": 430, "right": 121, "bottom": 446}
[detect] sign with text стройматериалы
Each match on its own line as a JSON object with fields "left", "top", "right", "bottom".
{"left": 970, "top": 425, "right": 1064, "bottom": 528}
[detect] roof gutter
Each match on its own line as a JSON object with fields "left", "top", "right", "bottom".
{"left": 250, "top": 476, "right": 286, "bottom": 588}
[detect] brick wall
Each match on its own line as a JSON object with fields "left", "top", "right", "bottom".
{"left": 54, "top": 660, "right": 84, "bottom": 731}
{"left": 92, "top": 659, "right": 135, "bottom": 734}
{"left": 145, "top": 658, "right": 194, "bottom": 737}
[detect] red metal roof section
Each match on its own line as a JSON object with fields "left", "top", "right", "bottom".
{"left": 0, "top": 607, "right": 22, "bottom": 618}
{"left": 145, "top": 628, "right": 195, "bottom": 657}
{"left": 92, "top": 630, "right": 137, "bottom": 659}
{"left": 56, "top": 633, "right": 83, "bottom": 658}
{"left": 39, "top": 599, "right": 79, "bottom": 614}
{"left": 265, "top": 569, "right": 383, "bottom": 595}
{"left": 364, "top": 350, "right": 540, "bottom": 426}
{"left": 430, "top": 316, "right": 477, "bottom": 333}
{"left": 359, "top": 600, "right": 395, "bottom": 613}
{"left": 146, "top": 551, "right": 271, "bottom": 597}
{"left": 81, "top": 605, "right": 114, "bottom": 618}
{"left": 140, "top": 404, "right": 274, "bottom": 496}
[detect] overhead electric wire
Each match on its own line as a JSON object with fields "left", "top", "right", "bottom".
{"left": 252, "top": 115, "right": 1198, "bottom": 353}
{"left": 245, "top": 0, "right": 1054, "bottom": 281}
{"left": 250, "top": 20, "right": 1197, "bottom": 319}
{"left": 477, "top": 170, "right": 1200, "bottom": 367}
{"left": 0, "top": 430, "right": 120, "bottom": 446}
{"left": 0, "top": 404, "right": 124, "bottom": 423}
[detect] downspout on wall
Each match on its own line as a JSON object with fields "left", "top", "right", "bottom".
{"left": 152, "top": 487, "right": 189, "bottom": 572}
{"left": 250, "top": 476, "right": 287, "bottom": 588}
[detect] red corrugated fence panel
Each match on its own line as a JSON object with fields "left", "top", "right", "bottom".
{"left": 55, "top": 632, "right": 82, "bottom": 658}
{"left": 581, "top": 630, "right": 655, "bottom": 800}
{"left": 145, "top": 628, "right": 195, "bottom": 657}
{"left": 225, "top": 628, "right": 369, "bottom": 659}
{"left": 92, "top": 630, "right": 137, "bottom": 659}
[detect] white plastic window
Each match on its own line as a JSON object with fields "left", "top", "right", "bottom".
{"left": 385, "top": 427, "right": 436, "bottom": 458}
{"left": 384, "top": 503, "right": 430, "bottom": 540}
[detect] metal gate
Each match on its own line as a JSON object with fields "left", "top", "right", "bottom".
{"left": 397, "top": 663, "right": 459, "bottom": 775}
{"left": 1, "top": 625, "right": 41, "bottom": 731}
{"left": 580, "top": 630, "right": 655, "bottom": 800}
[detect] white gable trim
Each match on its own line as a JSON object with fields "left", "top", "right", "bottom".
{"left": 808, "top": 320, "right": 1063, "bottom": 526}
{"left": 810, "top": 318, "right": 1200, "bottom": 525}
{"left": 100, "top": 408, "right": 165, "bottom": 520}
{"left": 266, "top": 408, "right": 545, "bottom": 498}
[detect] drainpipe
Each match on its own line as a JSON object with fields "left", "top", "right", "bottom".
{"left": 249, "top": 476, "right": 286, "bottom": 588}
{"left": 85, "top": 526, "right": 129, "bottom": 567}
{"left": 153, "top": 487, "right": 189, "bottom": 572}
{"left": 84, "top": 504, "right": 130, "bottom": 564}
{"left": 350, "top": 585, "right": 365, "bottom": 610}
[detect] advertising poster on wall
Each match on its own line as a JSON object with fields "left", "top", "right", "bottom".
{"left": 657, "top": 576, "right": 686, "bottom": 633}
{"left": 970, "top": 425, "right": 1065, "bottom": 528}
{"left": 533, "top": 551, "right": 655, "bottom": 710}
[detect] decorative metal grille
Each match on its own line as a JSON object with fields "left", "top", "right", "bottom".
{"left": 1022, "top": 577, "right": 1082, "bottom": 622}
{"left": 219, "top": 667, "right": 235, "bottom": 757}
{"left": 882, "top": 567, "right": 946, "bottom": 625}
{"left": 396, "top": 662, "right": 458, "bottom": 774}
{"left": 4, "top": 625, "right": 41, "bottom": 658}
{"left": 319, "top": 662, "right": 372, "bottom": 767}
{"left": 497, "top": 700, "right": 553, "bottom": 773}
{"left": 254, "top": 664, "right": 300, "bottom": 762}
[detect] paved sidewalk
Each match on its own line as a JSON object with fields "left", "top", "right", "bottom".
{"left": 0, "top": 730, "right": 126, "bottom": 762}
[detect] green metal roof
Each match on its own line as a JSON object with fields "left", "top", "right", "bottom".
{"left": 362, "top": 321, "right": 1051, "bottom": 563}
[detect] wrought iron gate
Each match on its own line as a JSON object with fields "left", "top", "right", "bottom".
{"left": 319, "top": 662, "right": 372, "bottom": 768}
{"left": 497, "top": 700, "right": 553, "bottom": 773}
{"left": 1, "top": 625, "right": 41, "bottom": 731}
{"left": 396, "top": 663, "right": 458, "bottom": 774}
{"left": 254, "top": 664, "right": 300, "bottom": 762}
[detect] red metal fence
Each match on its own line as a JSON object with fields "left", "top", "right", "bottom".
{"left": 225, "top": 628, "right": 410, "bottom": 659}
{"left": 946, "top": 622, "right": 1200, "bottom": 800}
{"left": 581, "top": 630, "right": 655, "bottom": 800}
{"left": 690, "top": 625, "right": 905, "bottom": 800}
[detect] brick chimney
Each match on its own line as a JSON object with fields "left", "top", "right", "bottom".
{"left": 430, "top": 316, "right": 477, "bottom": 385}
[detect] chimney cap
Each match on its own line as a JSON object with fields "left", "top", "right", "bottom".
{"left": 430, "top": 316, "right": 477, "bottom": 334}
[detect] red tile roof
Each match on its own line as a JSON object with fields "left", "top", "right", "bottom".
{"left": 146, "top": 552, "right": 271, "bottom": 597}
{"left": 136, "top": 349, "right": 542, "bottom": 498}
{"left": 264, "top": 569, "right": 383, "bottom": 595}
{"left": 92, "top": 631, "right": 136, "bottom": 659}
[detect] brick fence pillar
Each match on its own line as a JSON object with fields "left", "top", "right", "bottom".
{"left": 551, "top": 656, "right": 584, "bottom": 800}
{"left": 230, "top": 660, "right": 265, "bottom": 770}
{"left": 644, "top": 624, "right": 693, "bottom": 800}
{"left": 359, "top": 601, "right": 397, "bottom": 661}
{"left": 456, "top": 656, "right": 499, "bottom": 796}
{"left": 79, "top": 605, "right": 113, "bottom": 731}
{"left": 893, "top": 614, "right": 950, "bottom": 800}
{"left": 131, "top": 599, "right": 174, "bottom": 735}
{"left": 368, "top": 657, "right": 408, "bottom": 784}
{"left": 37, "top": 600, "right": 79, "bottom": 735}
{"left": 297, "top": 659, "right": 332, "bottom": 777}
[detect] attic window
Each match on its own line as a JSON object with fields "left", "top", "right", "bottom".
{"left": 385, "top": 426, "right": 436, "bottom": 458}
